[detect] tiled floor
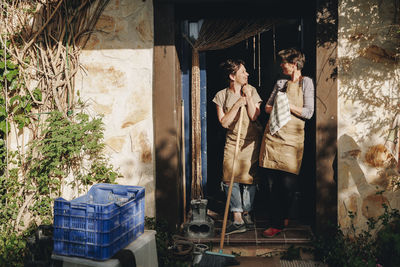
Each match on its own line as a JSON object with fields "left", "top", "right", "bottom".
{"left": 186, "top": 209, "right": 318, "bottom": 266}
{"left": 187, "top": 221, "right": 313, "bottom": 245}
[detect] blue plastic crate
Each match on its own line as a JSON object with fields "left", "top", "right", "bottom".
{"left": 53, "top": 183, "right": 145, "bottom": 260}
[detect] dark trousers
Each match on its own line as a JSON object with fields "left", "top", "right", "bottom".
{"left": 261, "top": 167, "right": 300, "bottom": 229}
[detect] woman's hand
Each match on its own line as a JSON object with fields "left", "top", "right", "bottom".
{"left": 242, "top": 84, "right": 252, "bottom": 97}
{"left": 265, "top": 104, "right": 273, "bottom": 114}
{"left": 235, "top": 96, "right": 247, "bottom": 108}
{"left": 216, "top": 97, "right": 246, "bottom": 129}
{"left": 241, "top": 85, "right": 260, "bottom": 121}
{"left": 289, "top": 103, "right": 303, "bottom": 117}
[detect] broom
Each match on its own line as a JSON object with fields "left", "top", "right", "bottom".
{"left": 198, "top": 105, "right": 244, "bottom": 267}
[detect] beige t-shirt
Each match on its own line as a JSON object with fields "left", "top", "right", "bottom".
{"left": 212, "top": 85, "right": 262, "bottom": 118}
{"left": 213, "top": 85, "right": 262, "bottom": 137}
{"left": 212, "top": 85, "right": 262, "bottom": 184}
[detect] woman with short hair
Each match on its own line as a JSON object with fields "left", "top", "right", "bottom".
{"left": 213, "top": 59, "right": 262, "bottom": 234}
{"left": 259, "top": 48, "right": 315, "bottom": 237}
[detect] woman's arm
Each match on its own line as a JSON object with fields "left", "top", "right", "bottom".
{"left": 216, "top": 97, "right": 246, "bottom": 128}
{"left": 289, "top": 104, "right": 303, "bottom": 117}
{"left": 242, "top": 85, "right": 260, "bottom": 121}
{"left": 289, "top": 77, "right": 315, "bottom": 119}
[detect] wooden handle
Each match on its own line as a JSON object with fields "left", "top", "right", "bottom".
{"left": 219, "top": 106, "right": 244, "bottom": 250}
{"left": 181, "top": 100, "right": 187, "bottom": 224}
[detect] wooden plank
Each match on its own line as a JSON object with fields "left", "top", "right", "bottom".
{"left": 154, "top": 2, "right": 182, "bottom": 230}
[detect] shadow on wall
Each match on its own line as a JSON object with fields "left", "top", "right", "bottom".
{"left": 315, "top": 123, "right": 338, "bottom": 227}
{"left": 83, "top": 0, "right": 154, "bottom": 50}
{"left": 335, "top": 0, "right": 400, "bottom": 232}
{"left": 155, "top": 128, "right": 183, "bottom": 230}
{"left": 316, "top": 0, "right": 338, "bottom": 84}
{"left": 338, "top": 0, "right": 399, "bottom": 138}
{"left": 337, "top": 134, "right": 400, "bottom": 232}
{"left": 316, "top": 0, "right": 338, "bottom": 47}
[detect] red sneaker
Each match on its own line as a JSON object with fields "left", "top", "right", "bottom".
{"left": 262, "top": 227, "right": 282, "bottom": 238}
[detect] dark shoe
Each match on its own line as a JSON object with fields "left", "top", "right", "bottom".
{"left": 262, "top": 227, "right": 282, "bottom": 238}
{"left": 242, "top": 213, "right": 255, "bottom": 230}
{"left": 225, "top": 222, "right": 246, "bottom": 235}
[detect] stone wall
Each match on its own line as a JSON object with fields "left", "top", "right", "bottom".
{"left": 74, "top": 0, "right": 155, "bottom": 216}
{"left": 338, "top": 0, "right": 399, "bottom": 232}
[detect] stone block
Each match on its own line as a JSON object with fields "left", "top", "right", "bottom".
{"left": 105, "top": 136, "right": 126, "bottom": 153}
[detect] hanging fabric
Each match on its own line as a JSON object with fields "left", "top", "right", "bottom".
{"left": 184, "top": 18, "right": 276, "bottom": 200}
{"left": 192, "top": 18, "right": 274, "bottom": 51}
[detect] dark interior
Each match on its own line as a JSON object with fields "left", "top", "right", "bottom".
{"left": 176, "top": 1, "right": 317, "bottom": 228}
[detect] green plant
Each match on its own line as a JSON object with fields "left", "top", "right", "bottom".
{"left": 0, "top": 232, "right": 26, "bottom": 266}
{"left": 0, "top": 38, "right": 27, "bottom": 267}
{"left": 0, "top": 2, "right": 119, "bottom": 265}
{"left": 375, "top": 209, "right": 400, "bottom": 267}
{"left": 25, "top": 111, "right": 120, "bottom": 224}
{"left": 280, "top": 245, "right": 301, "bottom": 261}
{"left": 145, "top": 217, "right": 191, "bottom": 267}
{"left": 0, "top": 111, "right": 120, "bottom": 266}
{"left": 313, "top": 201, "right": 400, "bottom": 267}
{"left": 0, "top": 39, "right": 35, "bottom": 134}
{"left": 0, "top": 160, "right": 29, "bottom": 266}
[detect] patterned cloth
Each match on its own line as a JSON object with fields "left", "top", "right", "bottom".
{"left": 268, "top": 91, "right": 291, "bottom": 135}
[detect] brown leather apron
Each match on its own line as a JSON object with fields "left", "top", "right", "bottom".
{"left": 259, "top": 80, "right": 305, "bottom": 175}
{"left": 222, "top": 89, "right": 262, "bottom": 184}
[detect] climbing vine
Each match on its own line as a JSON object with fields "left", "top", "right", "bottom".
{"left": 0, "top": 1, "right": 116, "bottom": 266}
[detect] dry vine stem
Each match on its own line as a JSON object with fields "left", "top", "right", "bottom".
{"left": 0, "top": 0, "right": 111, "bottom": 232}
{"left": 2, "top": 0, "right": 111, "bottom": 118}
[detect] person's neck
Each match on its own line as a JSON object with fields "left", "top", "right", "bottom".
{"left": 229, "top": 83, "right": 242, "bottom": 94}
{"left": 291, "top": 71, "right": 302, "bottom": 82}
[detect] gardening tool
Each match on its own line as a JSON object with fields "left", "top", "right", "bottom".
{"left": 198, "top": 105, "right": 244, "bottom": 266}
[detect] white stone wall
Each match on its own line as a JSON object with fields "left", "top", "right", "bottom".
{"left": 338, "top": 0, "right": 399, "bottom": 232}
{"left": 75, "top": 0, "right": 155, "bottom": 217}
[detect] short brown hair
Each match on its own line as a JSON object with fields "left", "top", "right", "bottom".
{"left": 278, "top": 48, "right": 305, "bottom": 70}
{"left": 220, "top": 59, "right": 245, "bottom": 83}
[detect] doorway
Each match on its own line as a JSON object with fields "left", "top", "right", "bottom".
{"left": 176, "top": 5, "right": 317, "bottom": 229}
{"left": 204, "top": 20, "right": 316, "bottom": 227}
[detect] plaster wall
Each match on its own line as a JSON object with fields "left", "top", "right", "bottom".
{"left": 338, "top": 0, "right": 399, "bottom": 232}
{"left": 74, "top": 0, "right": 155, "bottom": 217}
